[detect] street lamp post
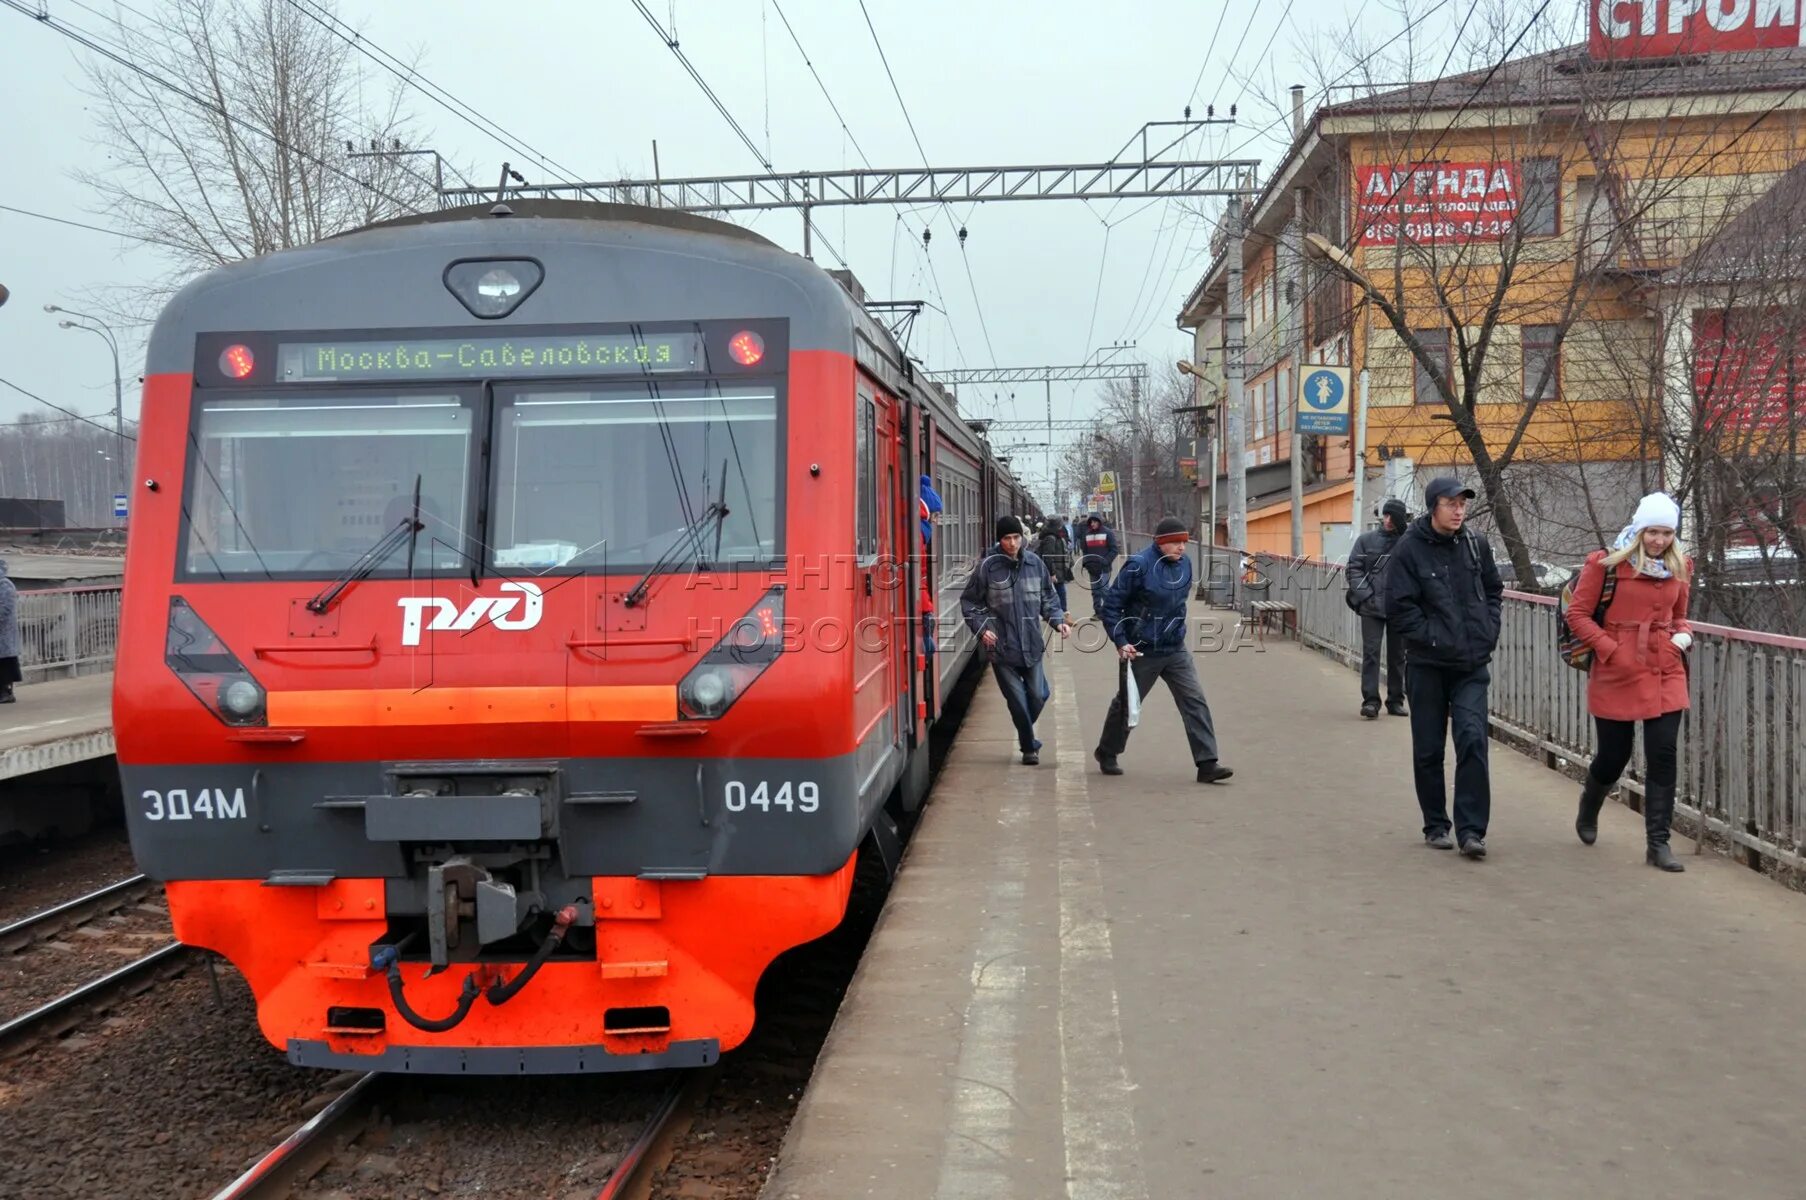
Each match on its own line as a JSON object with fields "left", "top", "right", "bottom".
{"left": 45, "top": 304, "right": 126, "bottom": 515}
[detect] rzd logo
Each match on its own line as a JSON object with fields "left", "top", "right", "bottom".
{"left": 397, "top": 582, "right": 543, "bottom": 647}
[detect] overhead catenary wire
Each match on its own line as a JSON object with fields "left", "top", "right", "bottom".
{"left": 0, "top": 202, "right": 188, "bottom": 252}
{"left": 283, "top": 0, "right": 599, "bottom": 193}
{"left": 855, "top": 0, "right": 1001, "bottom": 386}
{"left": 0, "top": 0, "right": 426, "bottom": 216}
{"left": 628, "top": 0, "right": 848, "bottom": 268}
{"left": 0, "top": 377, "right": 139, "bottom": 441}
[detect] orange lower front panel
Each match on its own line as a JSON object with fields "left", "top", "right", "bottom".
{"left": 164, "top": 859, "right": 856, "bottom": 1071}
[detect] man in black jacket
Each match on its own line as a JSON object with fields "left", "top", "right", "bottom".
{"left": 1384, "top": 478, "right": 1504, "bottom": 859}
{"left": 1346, "top": 499, "right": 1411, "bottom": 719}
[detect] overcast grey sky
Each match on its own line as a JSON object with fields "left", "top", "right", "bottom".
{"left": 0, "top": 0, "right": 1422, "bottom": 493}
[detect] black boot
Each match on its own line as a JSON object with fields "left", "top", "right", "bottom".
{"left": 1644, "top": 783, "right": 1685, "bottom": 872}
{"left": 1576, "top": 774, "right": 1611, "bottom": 846}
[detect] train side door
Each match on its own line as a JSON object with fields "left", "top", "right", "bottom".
{"left": 852, "top": 387, "right": 900, "bottom": 790}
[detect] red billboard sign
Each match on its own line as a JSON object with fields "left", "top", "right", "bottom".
{"left": 1693, "top": 308, "right": 1805, "bottom": 432}
{"left": 1355, "top": 163, "right": 1520, "bottom": 248}
{"left": 1590, "top": 0, "right": 1802, "bottom": 60}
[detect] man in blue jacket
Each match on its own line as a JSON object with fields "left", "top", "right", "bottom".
{"left": 1095, "top": 517, "right": 1232, "bottom": 783}
{"left": 961, "top": 516, "right": 1072, "bottom": 766}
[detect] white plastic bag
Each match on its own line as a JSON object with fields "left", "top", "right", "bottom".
{"left": 1123, "top": 660, "right": 1142, "bottom": 729}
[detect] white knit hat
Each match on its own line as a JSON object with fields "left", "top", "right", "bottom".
{"left": 1627, "top": 492, "right": 1681, "bottom": 536}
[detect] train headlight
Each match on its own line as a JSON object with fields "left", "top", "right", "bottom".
{"left": 219, "top": 677, "right": 265, "bottom": 720}
{"left": 444, "top": 258, "right": 543, "bottom": 319}
{"left": 676, "top": 586, "right": 787, "bottom": 721}
{"left": 679, "top": 668, "right": 735, "bottom": 720}
{"left": 165, "top": 597, "right": 267, "bottom": 727}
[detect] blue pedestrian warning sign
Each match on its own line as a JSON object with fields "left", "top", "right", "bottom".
{"left": 1297, "top": 366, "right": 1351, "bottom": 435}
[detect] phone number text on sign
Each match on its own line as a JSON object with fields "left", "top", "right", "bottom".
{"left": 1357, "top": 163, "right": 1521, "bottom": 247}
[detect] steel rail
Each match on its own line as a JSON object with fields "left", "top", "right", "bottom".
{"left": 0, "top": 940, "right": 190, "bottom": 1051}
{"left": 0, "top": 873, "right": 153, "bottom": 953}
{"left": 595, "top": 1074, "right": 694, "bottom": 1200}
{"left": 205, "top": 1071, "right": 384, "bottom": 1200}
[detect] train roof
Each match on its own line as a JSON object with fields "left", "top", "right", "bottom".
{"left": 145, "top": 202, "right": 856, "bottom": 374}
{"left": 143, "top": 201, "right": 1017, "bottom": 491}
{"left": 343, "top": 199, "right": 778, "bottom": 248}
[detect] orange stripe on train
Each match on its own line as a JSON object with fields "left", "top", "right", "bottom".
{"left": 266, "top": 685, "right": 677, "bottom": 726}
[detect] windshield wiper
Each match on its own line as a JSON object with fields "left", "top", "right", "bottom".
{"left": 307, "top": 512, "right": 424, "bottom": 615}
{"left": 623, "top": 501, "right": 729, "bottom": 608}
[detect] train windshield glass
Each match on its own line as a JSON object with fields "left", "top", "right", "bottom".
{"left": 183, "top": 394, "right": 474, "bottom": 578}
{"left": 489, "top": 383, "right": 780, "bottom": 570}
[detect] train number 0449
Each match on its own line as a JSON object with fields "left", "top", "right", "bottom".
{"left": 723, "top": 780, "right": 819, "bottom": 814}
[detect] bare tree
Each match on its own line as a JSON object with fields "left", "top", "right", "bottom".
{"left": 75, "top": 0, "right": 439, "bottom": 313}
{"left": 1058, "top": 369, "right": 1196, "bottom": 533}
{"left": 0, "top": 418, "right": 139, "bottom": 527}
{"left": 1291, "top": 0, "right": 1806, "bottom": 591}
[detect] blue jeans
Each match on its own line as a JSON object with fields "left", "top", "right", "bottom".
{"left": 1406, "top": 662, "right": 1491, "bottom": 840}
{"left": 992, "top": 660, "right": 1048, "bottom": 752}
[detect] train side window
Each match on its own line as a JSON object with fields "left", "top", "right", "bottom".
{"left": 856, "top": 395, "right": 877, "bottom": 561}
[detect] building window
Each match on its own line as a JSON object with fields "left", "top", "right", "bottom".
{"left": 1522, "top": 325, "right": 1561, "bottom": 402}
{"left": 1521, "top": 157, "right": 1560, "bottom": 238}
{"left": 1413, "top": 329, "right": 1451, "bottom": 406}
{"left": 1278, "top": 367, "right": 1291, "bottom": 432}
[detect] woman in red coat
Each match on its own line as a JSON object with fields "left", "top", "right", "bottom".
{"left": 1564, "top": 493, "right": 1693, "bottom": 871}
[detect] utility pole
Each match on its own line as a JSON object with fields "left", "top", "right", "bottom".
{"left": 1225, "top": 194, "right": 1248, "bottom": 552}
{"left": 1290, "top": 184, "right": 1308, "bottom": 558}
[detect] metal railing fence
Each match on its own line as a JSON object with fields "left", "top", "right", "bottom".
{"left": 15, "top": 585, "right": 122, "bottom": 680}
{"left": 1253, "top": 553, "right": 1806, "bottom": 872}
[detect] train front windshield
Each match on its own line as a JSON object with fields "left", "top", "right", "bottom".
{"left": 182, "top": 377, "right": 782, "bottom": 579}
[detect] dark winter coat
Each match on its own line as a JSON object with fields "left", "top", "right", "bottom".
{"left": 1345, "top": 525, "right": 1403, "bottom": 618}
{"left": 1564, "top": 550, "right": 1693, "bottom": 722}
{"left": 1384, "top": 516, "right": 1503, "bottom": 671}
{"left": 959, "top": 544, "right": 1067, "bottom": 669}
{"left": 1078, "top": 517, "right": 1120, "bottom": 573}
{"left": 1100, "top": 543, "right": 1193, "bottom": 654}
{"left": 1036, "top": 526, "right": 1074, "bottom": 580}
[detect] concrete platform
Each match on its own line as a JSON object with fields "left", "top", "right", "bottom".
{"left": 0, "top": 673, "right": 114, "bottom": 782}
{"left": 762, "top": 605, "right": 1806, "bottom": 1200}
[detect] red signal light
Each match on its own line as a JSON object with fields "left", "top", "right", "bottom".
{"left": 727, "top": 330, "right": 765, "bottom": 367}
{"left": 219, "top": 344, "right": 255, "bottom": 379}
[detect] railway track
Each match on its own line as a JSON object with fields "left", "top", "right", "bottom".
{"left": 0, "top": 940, "right": 194, "bottom": 1055}
{"left": 206, "top": 1070, "right": 697, "bottom": 1199}
{"left": 0, "top": 873, "right": 157, "bottom": 953}
{"left": 0, "top": 873, "right": 195, "bottom": 1054}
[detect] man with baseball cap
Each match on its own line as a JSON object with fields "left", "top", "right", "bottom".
{"left": 1095, "top": 516, "right": 1232, "bottom": 784}
{"left": 1385, "top": 477, "right": 1503, "bottom": 859}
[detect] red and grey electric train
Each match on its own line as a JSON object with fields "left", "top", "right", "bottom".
{"left": 116, "top": 200, "right": 1038, "bottom": 1073}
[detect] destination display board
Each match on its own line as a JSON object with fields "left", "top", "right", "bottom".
{"left": 276, "top": 331, "right": 706, "bottom": 382}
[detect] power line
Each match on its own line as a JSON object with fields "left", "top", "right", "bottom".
{"left": 1229, "top": 0, "right": 1299, "bottom": 113}
{"left": 283, "top": 0, "right": 595, "bottom": 192}
{"left": 1185, "top": 0, "right": 1237, "bottom": 110}
{"left": 0, "top": 202, "right": 186, "bottom": 252}
{"left": 856, "top": 0, "right": 1001, "bottom": 379}
{"left": 627, "top": 0, "right": 847, "bottom": 268}
{"left": 0, "top": 0, "right": 425, "bottom": 216}
{"left": 771, "top": 0, "right": 877, "bottom": 170}
{"left": 0, "top": 377, "right": 138, "bottom": 441}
